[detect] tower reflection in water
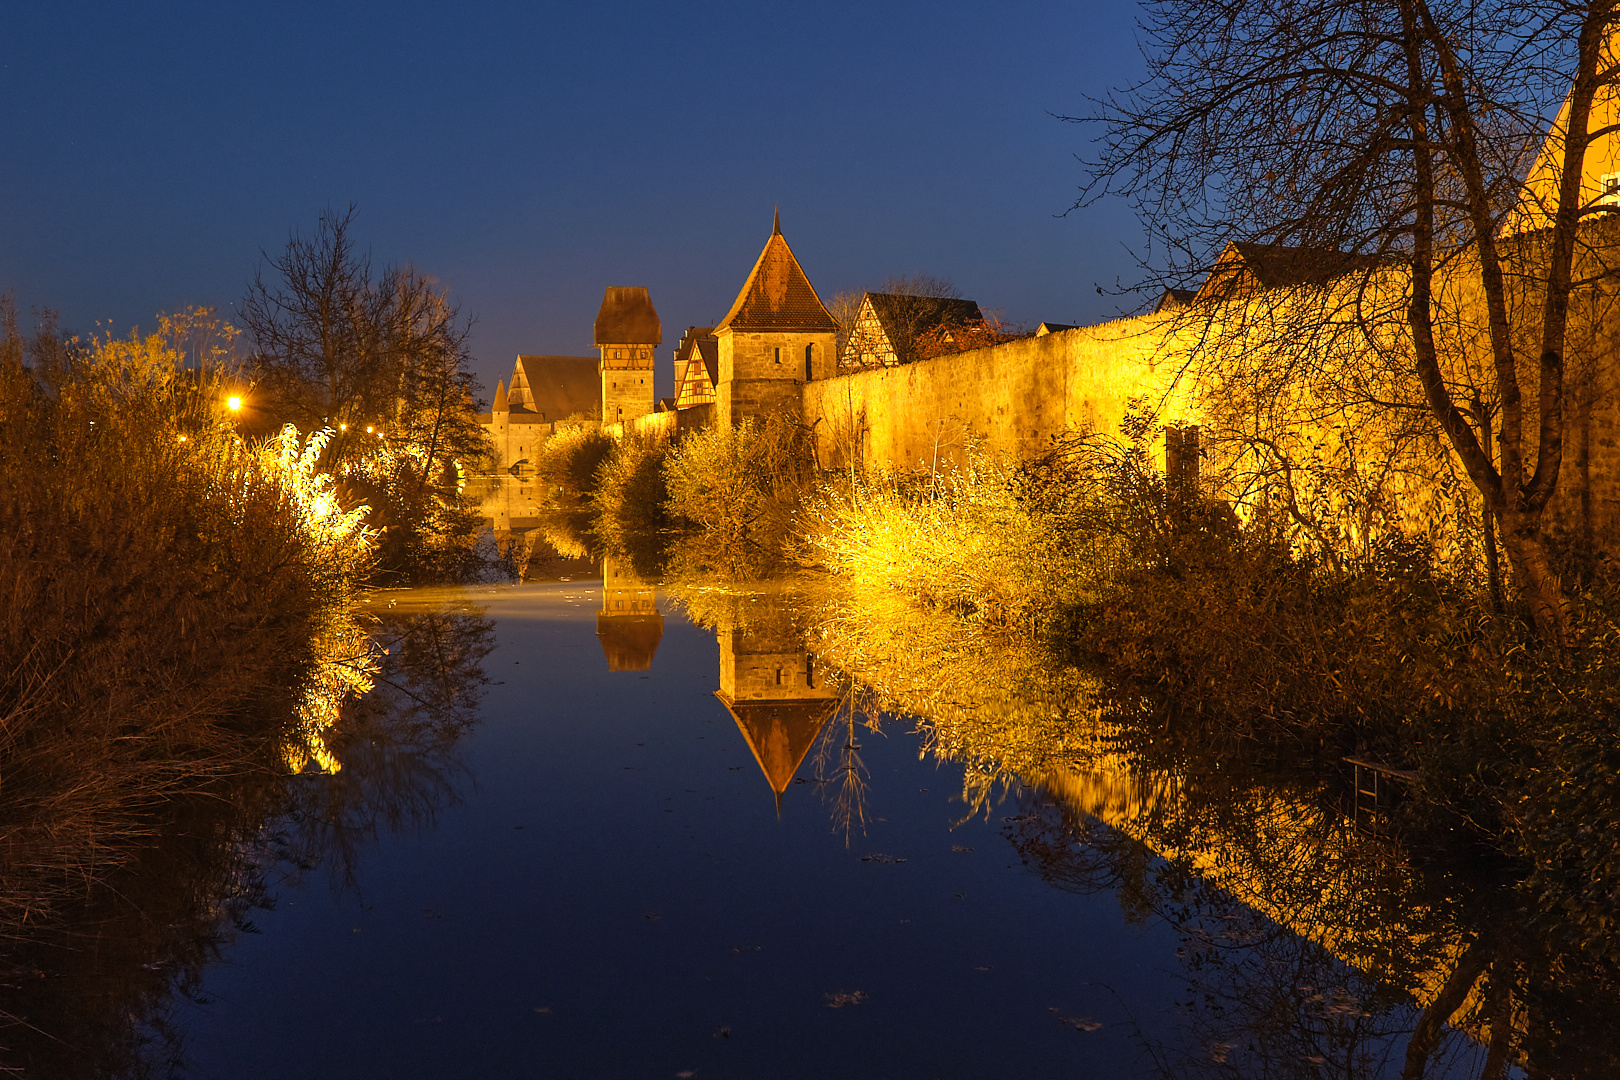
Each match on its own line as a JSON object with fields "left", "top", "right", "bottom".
{"left": 595, "top": 557, "right": 664, "bottom": 671}
{"left": 601, "top": 567, "right": 838, "bottom": 813}
{"left": 714, "top": 616, "right": 838, "bottom": 814}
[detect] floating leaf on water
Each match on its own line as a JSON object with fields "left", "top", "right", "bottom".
{"left": 1049, "top": 1008, "right": 1103, "bottom": 1032}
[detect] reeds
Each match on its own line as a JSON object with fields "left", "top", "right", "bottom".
{"left": 0, "top": 309, "right": 373, "bottom": 925}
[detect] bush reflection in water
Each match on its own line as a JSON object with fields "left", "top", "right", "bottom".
{"left": 773, "top": 572, "right": 1620, "bottom": 1079}
{"left": 0, "top": 600, "right": 494, "bottom": 1079}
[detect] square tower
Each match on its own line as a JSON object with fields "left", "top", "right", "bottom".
{"left": 715, "top": 211, "right": 839, "bottom": 427}
{"left": 595, "top": 286, "right": 662, "bottom": 425}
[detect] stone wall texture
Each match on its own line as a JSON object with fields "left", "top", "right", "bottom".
{"left": 800, "top": 315, "right": 1193, "bottom": 472}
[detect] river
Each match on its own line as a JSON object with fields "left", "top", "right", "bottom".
{"left": 4, "top": 572, "right": 1576, "bottom": 1077}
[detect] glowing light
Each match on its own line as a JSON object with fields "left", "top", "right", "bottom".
{"left": 226, "top": 395, "right": 243, "bottom": 411}
{"left": 365, "top": 425, "right": 374, "bottom": 433}
{"left": 177, "top": 434, "right": 188, "bottom": 443}
{"left": 339, "top": 423, "right": 348, "bottom": 431}
{"left": 311, "top": 495, "right": 334, "bottom": 517}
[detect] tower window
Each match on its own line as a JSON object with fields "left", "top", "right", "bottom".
{"left": 805, "top": 343, "right": 814, "bottom": 380}
{"left": 773, "top": 346, "right": 781, "bottom": 364}
{"left": 615, "top": 349, "right": 622, "bottom": 359}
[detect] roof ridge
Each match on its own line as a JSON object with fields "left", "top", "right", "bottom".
{"left": 716, "top": 224, "right": 838, "bottom": 333}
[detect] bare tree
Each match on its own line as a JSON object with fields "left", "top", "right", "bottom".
{"left": 241, "top": 206, "right": 482, "bottom": 475}
{"left": 1073, "top": 0, "right": 1620, "bottom": 644}
{"left": 838, "top": 273, "right": 975, "bottom": 370}
{"left": 242, "top": 207, "right": 495, "bottom": 581}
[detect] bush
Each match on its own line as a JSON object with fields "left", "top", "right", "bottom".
{"left": 535, "top": 426, "right": 614, "bottom": 509}
{"left": 665, "top": 414, "right": 814, "bottom": 578}
{"left": 340, "top": 444, "right": 499, "bottom": 584}
{"left": 802, "top": 440, "right": 1109, "bottom": 632}
{"left": 0, "top": 307, "right": 373, "bottom": 923}
{"left": 591, "top": 432, "right": 672, "bottom": 574}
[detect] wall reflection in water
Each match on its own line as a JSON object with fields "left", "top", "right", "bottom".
{"left": 0, "top": 601, "right": 495, "bottom": 1079}
{"left": 690, "top": 576, "right": 1620, "bottom": 1079}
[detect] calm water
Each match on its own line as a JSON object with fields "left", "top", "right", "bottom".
{"left": 11, "top": 577, "right": 1524, "bottom": 1077}
{"left": 175, "top": 581, "right": 1159, "bottom": 1077}
{"left": 152, "top": 578, "right": 1484, "bottom": 1080}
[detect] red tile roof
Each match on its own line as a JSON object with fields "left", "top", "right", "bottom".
{"left": 717, "top": 219, "right": 838, "bottom": 333}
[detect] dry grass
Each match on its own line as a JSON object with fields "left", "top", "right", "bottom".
{"left": 800, "top": 446, "right": 1111, "bottom": 633}
{"left": 0, "top": 309, "right": 374, "bottom": 927}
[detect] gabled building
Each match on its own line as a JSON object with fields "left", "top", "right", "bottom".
{"left": 672, "top": 325, "right": 719, "bottom": 410}
{"left": 715, "top": 211, "right": 839, "bottom": 427}
{"left": 841, "top": 292, "right": 984, "bottom": 369}
{"left": 506, "top": 353, "right": 600, "bottom": 421}
{"left": 479, "top": 353, "right": 600, "bottom": 530}
{"left": 1150, "top": 289, "right": 1195, "bottom": 315}
{"left": 596, "top": 286, "right": 662, "bottom": 425}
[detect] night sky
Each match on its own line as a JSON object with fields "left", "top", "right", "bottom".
{"left": 1, "top": 0, "right": 1148, "bottom": 402}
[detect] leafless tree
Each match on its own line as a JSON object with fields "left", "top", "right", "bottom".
{"left": 241, "top": 206, "right": 481, "bottom": 476}
{"left": 1072, "top": 0, "right": 1620, "bottom": 644}
{"left": 836, "top": 273, "right": 970, "bottom": 370}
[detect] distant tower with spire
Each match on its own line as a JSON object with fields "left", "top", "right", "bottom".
{"left": 594, "top": 286, "right": 662, "bottom": 426}
{"left": 714, "top": 210, "right": 838, "bottom": 426}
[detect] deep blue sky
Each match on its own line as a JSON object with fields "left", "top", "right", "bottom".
{"left": 1, "top": 0, "right": 1148, "bottom": 402}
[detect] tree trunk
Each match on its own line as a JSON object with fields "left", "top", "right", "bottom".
{"left": 1498, "top": 509, "right": 1569, "bottom": 646}
{"left": 1402, "top": 935, "right": 1493, "bottom": 1080}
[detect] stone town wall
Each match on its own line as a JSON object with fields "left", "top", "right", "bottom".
{"left": 1544, "top": 334, "right": 1620, "bottom": 562}
{"left": 800, "top": 315, "right": 1191, "bottom": 473}
{"left": 602, "top": 404, "right": 714, "bottom": 443}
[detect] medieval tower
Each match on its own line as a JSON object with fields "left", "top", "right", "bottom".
{"left": 595, "top": 286, "right": 662, "bottom": 425}
{"left": 715, "top": 211, "right": 838, "bottom": 427}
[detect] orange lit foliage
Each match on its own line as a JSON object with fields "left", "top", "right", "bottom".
{"left": 913, "top": 313, "right": 1028, "bottom": 360}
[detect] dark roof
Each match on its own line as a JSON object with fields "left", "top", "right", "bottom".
{"left": 1036, "top": 321, "right": 1081, "bottom": 335}
{"left": 596, "top": 613, "right": 664, "bottom": 671}
{"left": 512, "top": 355, "right": 599, "bottom": 420}
{"left": 864, "top": 293, "right": 984, "bottom": 339}
{"left": 594, "top": 286, "right": 662, "bottom": 345}
{"left": 717, "top": 694, "right": 839, "bottom": 806}
{"left": 1152, "top": 289, "right": 1196, "bottom": 314}
{"left": 717, "top": 221, "right": 838, "bottom": 333}
{"left": 676, "top": 325, "right": 719, "bottom": 387}
{"left": 1195, "top": 242, "right": 1389, "bottom": 302}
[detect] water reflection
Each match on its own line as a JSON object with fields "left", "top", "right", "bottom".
{"left": 714, "top": 608, "right": 839, "bottom": 814}
{"left": 0, "top": 599, "right": 495, "bottom": 1077}
{"left": 596, "top": 557, "right": 664, "bottom": 671}
{"left": 708, "top": 574, "right": 1620, "bottom": 1078}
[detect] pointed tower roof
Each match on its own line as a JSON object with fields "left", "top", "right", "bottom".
{"left": 492, "top": 379, "right": 508, "bottom": 413}
{"left": 717, "top": 694, "right": 838, "bottom": 810}
{"left": 717, "top": 212, "right": 839, "bottom": 333}
{"left": 1502, "top": 56, "right": 1620, "bottom": 235}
